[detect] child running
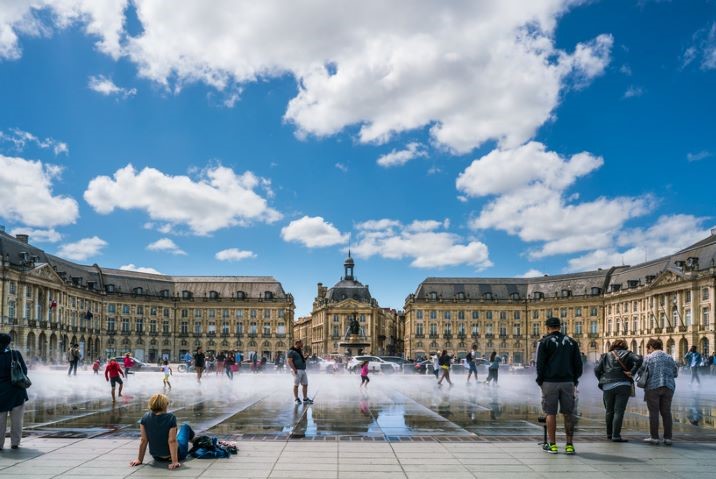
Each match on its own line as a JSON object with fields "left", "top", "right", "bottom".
{"left": 92, "top": 359, "right": 101, "bottom": 375}
{"left": 360, "top": 360, "right": 370, "bottom": 389}
{"left": 104, "top": 358, "right": 124, "bottom": 402}
{"left": 162, "top": 361, "right": 173, "bottom": 391}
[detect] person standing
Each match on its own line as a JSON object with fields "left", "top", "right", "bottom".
{"left": 536, "top": 317, "right": 583, "bottom": 455}
{"left": 193, "top": 347, "right": 205, "bottom": 383}
{"left": 641, "top": 338, "right": 678, "bottom": 445}
{"left": 710, "top": 352, "right": 716, "bottom": 376}
{"left": 359, "top": 360, "right": 370, "bottom": 389}
{"left": 161, "top": 361, "right": 173, "bottom": 391}
{"left": 594, "top": 339, "right": 642, "bottom": 442}
{"left": 216, "top": 351, "right": 226, "bottom": 376}
{"left": 104, "top": 358, "right": 125, "bottom": 402}
{"left": 123, "top": 353, "right": 135, "bottom": 383}
{"left": 0, "top": 333, "right": 29, "bottom": 450}
{"left": 431, "top": 353, "right": 439, "bottom": 379}
{"left": 437, "top": 350, "right": 453, "bottom": 387}
{"left": 466, "top": 345, "right": 478, "bottom": 384}
{"left": 225, "top": 352, "right": 235, "bottom": 380}
{"left": 486, "top": 351, "right": 500, "bottom": 386}
{"left": 287, "top": 340, "right": 312, "bottom": 405}
{"left": 67, "top": 344, "right": 80, "bottom": 376}
{"left": 684, "top": 346, "right": 702, "bottom": 385}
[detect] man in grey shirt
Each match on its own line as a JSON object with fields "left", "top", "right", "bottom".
{"left": 287, "top": 340, "right": 312, "bottom": 405}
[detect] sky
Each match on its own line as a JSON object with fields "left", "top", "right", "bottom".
{"left": 0, "top": 0, "right": 715, "bottom": 316}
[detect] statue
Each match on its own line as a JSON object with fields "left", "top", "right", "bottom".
{"left": 345, "top": 315, "right": 361, "bottom": 338}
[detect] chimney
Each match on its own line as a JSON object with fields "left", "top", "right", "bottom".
{"left": 15, "top": 234, "right": 29, "bottom": 244}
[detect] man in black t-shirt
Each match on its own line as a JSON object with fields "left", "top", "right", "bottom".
{"left": 193, "top": 347, "right": 206, "bottom": 384}
{"left": 466, "top": 344, "right": 478, "bottom": 384}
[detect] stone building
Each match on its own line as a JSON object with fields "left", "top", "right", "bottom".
{"left": 0, "top": 231, "right": 294, "bottom": 363}
{"left": 404, "top": 231, "right": 716, "bottom": 364}
{"left": 299, "top": 254, "right": 398, "bottom": 356}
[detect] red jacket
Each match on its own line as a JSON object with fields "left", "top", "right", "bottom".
{"left": 105, "top": 361, "right": 124, "bottom": 380}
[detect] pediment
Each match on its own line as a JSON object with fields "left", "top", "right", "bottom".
{"left": 649, "top": 269, "right": 685, "bottom": 289}
{"left": 25, "top": 263, "right": 65, "bottom": 285}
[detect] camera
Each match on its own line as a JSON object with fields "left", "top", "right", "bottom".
{"left": 537, "top": 416, "right": 546, "bottom": 423}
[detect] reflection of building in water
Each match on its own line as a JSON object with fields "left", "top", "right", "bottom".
{"left": 404, "top": 231, "right": 716, "bottom": 364}
{"left": 0, "top": 231, "right": 294, "bottom": 363}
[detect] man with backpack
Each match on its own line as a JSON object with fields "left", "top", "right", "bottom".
{"left": 536, "top": 317, "right": 583, "bottom": 455}
{"left": 67, "top": 344, "right": 80, "bottom": 376}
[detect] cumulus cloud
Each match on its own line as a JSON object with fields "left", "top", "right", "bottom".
{"left": 335, "top": 162, "right": 348, "bottom": 173}
{"left": 0, "top": 155, "right": 79, "bottom": 228}
{"left": 9, "top": 227, "right": 62, "bottom": 243}
{"left": 3, "top": 1, "right": 612, "bottom": 154}
{"left": 215, "top": 248, "right": 256, "bottom": 261}
{"left": 457, "top": 142, "right": 652, "bottom": 259}
{"left": 352, "top": 218, "right": 491, "bottom": 269}
{"left": 0, "top": 128, "right": 69, "bottom": 155}
{"left": 377, "top": 142, "right": 427, "bottom": 167}
{"left": 566, "top": 215, "right": 712, "bottom": 271}
{"left": 682, "top": 22, "right": 716, "bottom": 70}
{"left": 687, "top": 150, "right": 712, "bottom": 162}
{"left": 56, "top": 236, "right": 107, "bottom": 261}
{"left": 281, "top": 216, "right": 348, "bottom": 248}
{"left": 623, "top": 85, "right": 643, "bottom": 98}
{"left": 84, "top": 164, "right": 281, "bottom": 235}
{"left": 521, "top": 269, "right": 546, "bottom": 278}
{"left": 119, "top": 264, "right": 162, "bottom": 275}
{"left": 147, "top": 238, "right": 186, "bottom": 255}
{"left": 88, "top": 74, "right": 137, "bottom": 97}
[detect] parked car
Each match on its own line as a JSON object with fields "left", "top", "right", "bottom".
{"left": 413, "top": 359, "right": 435, "bottom": 374}
{"left": 112, "top": 357, "right": 162, "bottom": 372}
{"left": 379, "top": 356, "right": 414, "bottom": 371}
{"left": 307, "top": 356, "right": 337, "bottom": 372}
{"left": 347, "top": 355, "right": 400, "bottom": 373}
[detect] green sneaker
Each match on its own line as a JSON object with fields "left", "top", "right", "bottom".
{"left": 543, "top": 442, "right": 558, "bottom": 454}
{"left": 564, "top": 443, "right": 576, "bottom": 455}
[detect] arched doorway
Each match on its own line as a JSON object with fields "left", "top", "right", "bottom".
{"left": 49, "top": 334, "right": 58, "bottom": 362}
{"left": 678, "top": 338, "right": 689, "bottom": 359}
{"left": 26, "top": 331, "right": 36, "bottom": 358}
{"left": 700, "top": 337, "right": 709, "bottom": 356}
{"left": 38, "top": 332, "right": 47, "bottom": 361}
{"left": 666, "top": 338, "right": 676, "bottom": 357}
{"left": 630, "top": 340, "right": 637, "bottom": 353}
{"left": 605, "top": 341, "right": 611, "bottom": 353}
{"left": 95, "top": 337, "right": 101, "bottom": 358}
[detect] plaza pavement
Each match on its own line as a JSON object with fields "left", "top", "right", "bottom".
{"left": 1, "top": 436, "right": 715, "bottom": 479}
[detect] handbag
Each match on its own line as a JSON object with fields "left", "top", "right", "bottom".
{"left": 10, "top": 349, "right": 32, "bottom": 389}
{"left": 611, "top": 351, "right": 636, "bottom": 397}
{"left": 635, "top": 363, "right": 649, "bottom": 388}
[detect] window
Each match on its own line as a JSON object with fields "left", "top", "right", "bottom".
{"left": 486, "top": 311, "right": 493, "bottom": 320}
{"left": 532, "top": 322, "right": 540, "bottom": 335}
{"left": 499, "top": 325, "right": 507, "bottom": 336}
{"left": 163, "top": 308, "right": 170, "bottom": 318}
{"left": 575, "top": 307, "right": 582, "bottom": 317}
{"left": 673, "top": 309, "right": 679, "bottom": 326}
{"left": 277, "top": 322, "right": 286, "bottom": 335}
{"left": 590, "top": 307, "right": 598, "bottom": 317}
{"left": 160, "top": 289, "right": 170, "bottom": 298}
{"left": 486, "top": 323, "right": 493, "bottom": 334}
{"left": 24, "top": 303, "right": 30, "bottom": 319}
{"left": 499, "top": 311, "right": 507, "bottom": 320}
{"left": 429, "top": 292, "right": 438, "bottom": 300}
{"left": 107, "top": 317, "right": 115, "bottom": 331}
{"left": 532, "top": 310, "right": 539, "bottom": 319}
{"left": 416, "top": 323, "right": 424, "bottom": 336}
{"left": 122, "top": 318, "right": 130, "bottom": 332}
{"left": 209, "top": 290, "right": 220, "bottom": 299}
{"left": 236, "top": 322, "right": 244, "bottom": 334}
{"left": 560, "top": 308, "right": 567, "bottom": 318}
{"left": 9, "top": 282, "right": 16, "bottom": 294}
{"left": 332, "top": 325, "right": 340, "bottom": 337}
{"left": 181, "top": 321, "right": 188, "bottom": 334}
{"left": 194, "top": 308, "right": 202, "bottom": 318}
{"left": 685, "top": 291, "right": 691, "bottom": 303}
{"left": 471, "top": 323, "right": 479, "bottom": 335}
{"left": 685, "top": 309, "right": 692, "bottom": 326}
{"left": 278, "top": 309, "right": 285, "bottom": 319}
{"left": 703, "top": 288, "right": 710, "bottom": 301}
{"left": 150, "top": 307, "right": 157, "bottom": 316}
{"left": 416, "top": 310, "right": 423, "bottom": 320}
{"left": 472, "top": 311, "right": 479, "bottom": 319}
{"left": 429, "top": 310, "right": 437, "bottom": 320}
{"left": 236, "top": 291, "right": 246, "bottom": 300}
{"left": 360, "top": 314, "right": 366, "bottom": 322}
{"left": 607, "top": 319, "right": 612, "bottom": 334}
{"left": 263, "top": 323, "right": 271, "bottom": 335}
{"left": 333, "top": 314, "right": 339, "bottom": 322}
{"left": 250, "top": 322, "right": 257, "bottom": 334}
{"left": 208, "top": 322, "right": 216, "bottom": 334}
{"left": 222, "top": 309, "right": 229, "bottom": 318}
{"left": 444, "top": 311, "right": 451, "bottom": 320}
{"left": 108, "top": 304, "right": 116, "bottom": 313}
{"left": 444, "top": 323, "right": 452, "bottom": 335}
{"left": 136, "top": 318, "right": 144, "bottom": 333}
{"left": 162, "top": 320, "right": 169, "bottom": 333}
{"left": 194, "top": 322, "right": 202, "bottom": 334}
{"left": 429, "top": 323, "right": 438, "bottom": 336}
{"left": 458, "top": 310, "right": 465, "bottom": 320}
{"left": 208, "top": 309, "right": 216, "bottom": 319}
{"left": 182, "top": 290, "right": 192, "bottom": 299}
{"left": 181, "top": 309, "right": 188, "bottom": 318}
{"left": 8, "top": 301, "right": 15, "bottom": 319}
{"left": 575, "top": 322, "right": 583, "bottom": 334}
{"left": 122, "top": 304, "right": 130, "bottom": 314}
{"left": 250, "top": 309, "right": 257, "bottom": 319}
{"left": 137, "top": 305, "right": 144, "bottom": 316}
{"left": 703, "top": 308, "right": 710, "bottom": 327}
{"left": 236, "top": 309, "right": 244, "bottom": 319}
{"left": 26, "top": 285, "right": 32, "bottom": 298}
{"left": 264, "top": 309, "right": 271, "bottom": 319}
{"left": 632, "top": 317, "right": 638, "bottom": 332}
{"left": 514, "top": 311, "right": 520, "bottom": 320}
{"left": 513, "top": 323, "right": 521, "bottom": 335}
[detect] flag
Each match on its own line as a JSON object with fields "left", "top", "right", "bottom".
{"left": 50, "top": 300, "right": 57, "bottom": 309}
{"left": 85, "top": 310, "right": 93, "bottom": 320}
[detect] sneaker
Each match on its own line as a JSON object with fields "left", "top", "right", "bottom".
{"left": 643, "top": 437, "right": 659, "bottom": 445}
{"left": 611, "top": 437, "right": 629, "bottom": 443}
{"left": 303, "top": 397, "right": 314, "bottom": 404}
{"left": 663, "top": 439, "right": 672, "bottom": 446}
{"left": 564, "top": 444, "right": 575, "bottom": 455}
{"left": 294, "top": 398, "right": 302, "bottom": 405}
{"left": 543, "top": 443, "right": 558, "bottom": 454}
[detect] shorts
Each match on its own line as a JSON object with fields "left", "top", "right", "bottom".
{"left": 361, "top": 375, "right": 370, "bottom": 384}
{"left": 468, "top": 363, "right": 478, "bottom": 373}
{"left": 163, "top": 375, "right": 171, "bottom": 384}
{"left": 294, "top": 369, "right": 308, "bottom": 386}
{"left": 540, "top": 382, "right": 575, "bottom": 415}
{"left": 110, "top": 376, "right": 123, "bottom": 387}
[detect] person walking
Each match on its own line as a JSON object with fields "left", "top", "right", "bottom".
{"left": 129, "top": 393, "right": 194, "bottom": 470}
{"left": 216, "top": 351, "right": 226, "bottom": 376}
{"left": 104, "top": 358, "right": 125, "bottom": 402}
{"left": 437, "top": 350, "right": 453, "bottom": 387}
{"left": 594, "top": 339, "right": 642, "bottom": 442}
{"left": 193, "top": 347, "right": 205, "bottom": 383}
{"left": 92, "top": 359, "right": 101, "bottom": 374}
{"left": 466, "top": 345, "right": 478, "bottom": 384}
{"left": 225, "top": 353, "right": 235, "bottom": 380}
{"left": 0, "top": 333, "right": 29, "bottom": 450}
{"left": 123, "top": 353, "right": 135, "bottom": 384}
{"left": 287, "top": 340, "right": 312, "bottom": 405}
{"left": 486, "top": 351, "right": 500, "bottom": 386}
{"left": 67, "top": 344, "right": 80, "bottom": 376}
{"left": 536, "top": 317, "right": 583, "bottom": 455}
{"left": 359, "top": 360, "right": 370, "bottom": 389}
{"left": 710, "top": 351, "right": 716, "bottom": 376}
{"left": 641, "top": 338, "right": 678, "bottom": 445}
{"left": 161, "top": 361, "right": 172, "bottom": 391}
{"left": 431, "top": 353, "right": 439, "bottom": 379}
{"left": 684, "top": 346, "right": 702, "bottom": 386}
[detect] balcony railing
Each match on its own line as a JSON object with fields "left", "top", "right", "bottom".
{"left": 428, "top": 333, "right": 439, "bottom": 339}
{"left": 415, "top": 333, "right": 425, "bottom": 338}
{"left": 678, "top": 326, "right": 688, "bottom": 333}
{"left": 28, "top": 320, "right": 37, "bottom": 328}
{"left": 666, "top": 327, "right": 674, "bottom": 333}
{"left": 443, "top": 333, "right": 452, "bottom": 339}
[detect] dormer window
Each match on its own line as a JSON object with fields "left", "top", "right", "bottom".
{"left": 182, "top": 290, "right": 193, "bottom": 299}
{"left": 456, "top": 292, "right": 465, "bottom": 300}
{"left": 133, "top": 287, "right": 144, "bottom": 295}
{"left": 561, "top": 289, "right": 571, "bottom": 298}
{"left": 429, "top": 291, "right": 438, "bottom": 300}
{"left": 627, "top": 280, "right": 639, "bottom": 289}
{"left": 106, "top": 284, "right": 115, "bottom": 293}
{"left": 160, "top": 289, "right": 170, "bottom": 298}
{"left": 533, "top": 291, "right": 544, "bottom": 300}
{"left": 236, "top": 291, "right": 246, "bottom": 300}
{"left": 591, "top": 287, "right": 602, "bottom": 296}
{"left": 645, "top": 275, "right": 655, "bottom": 284}
{"left": 209, "top": 291, "right": 220, "bottom": 299}
{"left": 264, "top": 291, "right": 273, "bottom": 300}
{"left": 510, "top": 292, "right": 520, "bottom": 300}
{"left": 483, "top": 292, "right": 493, "bottom": 300}
{"left": 611, "top": 284, "right": 621, "bottom": 292}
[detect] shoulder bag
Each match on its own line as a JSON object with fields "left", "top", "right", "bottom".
{"left": 10, "top": 349, "right": 32, "bottom": 389}
{"left": 635, "top": 361, "right": 649, "bottom": 389}
{"left": 612, "top": 351, "right": 635, "bottom": 397}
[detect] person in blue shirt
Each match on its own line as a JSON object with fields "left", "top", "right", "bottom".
{"left": 684, "top": 346, "right": 702, "bottom": 385}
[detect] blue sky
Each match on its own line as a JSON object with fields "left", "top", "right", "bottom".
{"left": 0, "top": 0, "right": 714, "bottom": 316}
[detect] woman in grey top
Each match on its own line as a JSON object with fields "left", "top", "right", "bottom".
{"left": 640, "top": 338, "right": 678, "bottom": 445}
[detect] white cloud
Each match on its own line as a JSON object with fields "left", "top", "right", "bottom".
{"left": 457, "top": 142, "right": 652, "bottom": 259}
{"left": 281, "top": 216, "right": 348, "bottom": 248}
{"left": 352, "top": 218, "right": 491, "bottom": 269}
{"left": 9, "top": 227, "right": 62, "bottom": 243}
{"left": 0, "top": 154, "right": 79, "bottom": 228}
{"left": 215, "top": 248, "right": 256, "bottom": 261}
{"left": 84, "top": 164, "right": 281, "bottom": 235}
{"left": 567, "top": 215, "right": 711, "bottom": 271}
{"left": 0, "top": 128, "right": 69, "bottom": 155}
{"left": 119, "top": 264, "right": 162, "bottom": 275}
{"left": 687, "top": 150, "right": 712, "bottom": 162}
{"left": 623, "top": 85, "right": 643, "bottom": 98}
{"left": 682, "top": 22, "right": 716, "bottom": 70}
{"left": 335, "top": 162, "right": 348, "bottom": 173}
{"left": 521, "top": 269, "right": 546, "bottom": 278}
{"left": 56, "top": 236, "right": 107, "bottom": 261}
{"left": 377, "top": 142, "right": 427, "bottom": 167}
{"left": 4, "top": 1, "right": 612, "bottom": 154}
{"left": 147, "top": 238, "right": 186, "bottom": 255}
{"left": 88, "top": 74, "right": 137, "bottom": 97}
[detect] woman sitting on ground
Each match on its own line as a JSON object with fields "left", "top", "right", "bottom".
{"left": 130, "top": 393, "right": 194, "bottom": 470}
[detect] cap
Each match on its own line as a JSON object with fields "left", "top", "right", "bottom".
{"left": 545, "top": 317, "right": 561, "bottom": 328}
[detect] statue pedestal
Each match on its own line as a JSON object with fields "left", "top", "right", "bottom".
{"left": 339, "top": 334, "right": 370, "bottom": 357}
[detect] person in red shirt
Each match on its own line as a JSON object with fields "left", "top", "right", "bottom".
{"left": 123, "top": 353, "right": 135, "bottom": 383}
{"left": 105, "top": 358, "right": 125, "bottom": 402}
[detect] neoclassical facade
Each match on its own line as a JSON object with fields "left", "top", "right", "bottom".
{"left": 297, "top": 255, "right": 400, "bottom": 356}
{"left": 404, "top": 231, "right": 716, "bottom": 363}
{"left": 0, "top": 231, "right": 294, "bottom": 363}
